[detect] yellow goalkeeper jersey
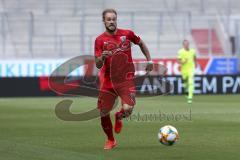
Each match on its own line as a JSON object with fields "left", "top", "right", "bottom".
{"left": 178, "top": 48, "right": 196, "bottom": 73}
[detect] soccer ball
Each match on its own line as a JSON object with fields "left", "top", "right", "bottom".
{"left": 158, "top": 125, "right": 179, "bottom": 146}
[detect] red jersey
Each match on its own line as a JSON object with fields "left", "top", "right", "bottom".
{"left": 94, "top": 29, "right": 141, "bottom": 89}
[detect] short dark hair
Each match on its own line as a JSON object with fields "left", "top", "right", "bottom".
{"left": 102, "top": 9, "right": 117, "bottom": 20}
{"left": 183, "top": 39, "right": 189, "bottom": 44}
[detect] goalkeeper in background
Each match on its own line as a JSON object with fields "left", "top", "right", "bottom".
{"left": 177, "top": 40, "right": 197, "bottom": 104}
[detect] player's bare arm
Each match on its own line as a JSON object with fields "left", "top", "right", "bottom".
{"left": 138, "top": 39, "right": 153, "bottom": 73}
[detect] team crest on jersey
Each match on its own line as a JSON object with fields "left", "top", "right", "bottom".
{"left": 120, "top": 36, "right": 126, "bottom": 42}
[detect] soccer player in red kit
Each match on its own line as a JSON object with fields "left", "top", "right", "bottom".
{"left": 95, "top": 9, "right": 153, "bottom": 150}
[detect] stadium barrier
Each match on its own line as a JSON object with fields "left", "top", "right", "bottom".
{"left": 0, "top": 75, "right": 239, "bottom": 97}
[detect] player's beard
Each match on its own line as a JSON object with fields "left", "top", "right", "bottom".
{"left": 105, "top": 24, "right": 116, "bottom": 34}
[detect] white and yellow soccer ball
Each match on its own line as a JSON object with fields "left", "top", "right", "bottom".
{"left": 158, "top": 125, "right": 179, "bottom": 146}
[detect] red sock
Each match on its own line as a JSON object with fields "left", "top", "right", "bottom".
{"left": 101, "top": 114, "right": 114, "bottom": 141}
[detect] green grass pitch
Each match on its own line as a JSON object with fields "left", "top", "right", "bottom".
{"left": 0, "top": 95, "right": 240, "bottom": 160}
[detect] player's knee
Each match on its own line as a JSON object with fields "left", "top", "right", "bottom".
{"left": 100, "top": 108, "right": 111, "bottom": 117}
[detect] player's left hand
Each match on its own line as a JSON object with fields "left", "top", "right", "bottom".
{"left": 145, "top": 62, "right": 153, "bottom": 75}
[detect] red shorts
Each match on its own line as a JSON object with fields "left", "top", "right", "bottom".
{"left": 97, "top": 81, "right": 136, "bottom": 111}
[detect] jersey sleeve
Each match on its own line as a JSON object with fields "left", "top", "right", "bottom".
{"left": 128, "top": 30, "right": 141, "bottom": 44}
{"left": 94, "top": 38, "right": 102, "bottom": 57}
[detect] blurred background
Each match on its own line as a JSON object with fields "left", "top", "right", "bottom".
{"left": 1, "top": 2, "right": 240, "bottom": 160}
{"left": 0, "top": 0, "right": 239, "bottom": 96}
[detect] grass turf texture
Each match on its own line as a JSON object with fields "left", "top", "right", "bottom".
{"left": 0, "top": 95, "right": 240, "bottom": 160}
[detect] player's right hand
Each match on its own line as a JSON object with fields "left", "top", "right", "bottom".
{"left": 101, "top": 51, "right": 112, "bottom": 60}
{"left": 181, "top": 59, "right": 187, "bottom": 64}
